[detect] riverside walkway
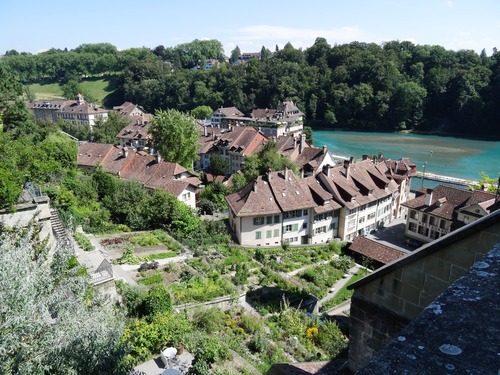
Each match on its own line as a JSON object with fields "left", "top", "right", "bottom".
{"left": 415, "top": 171, "right": 477, "bottom": 186}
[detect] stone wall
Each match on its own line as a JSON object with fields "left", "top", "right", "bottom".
{"left": 348, "top": 212, "right": 500, "bottom": 372}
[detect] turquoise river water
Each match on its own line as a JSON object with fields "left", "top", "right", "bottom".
{"left": 313, "top": 130, "right": 500, "bottom": 188}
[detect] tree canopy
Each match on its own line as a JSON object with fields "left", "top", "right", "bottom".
{"left": 148, "top": 109, "right": 200, "bottom": 168}
{"left": 0, "top": 225, "right": 125, "bottom": 374}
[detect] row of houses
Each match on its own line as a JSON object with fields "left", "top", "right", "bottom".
{"left": 77, "top": 143, "right": 200, "bottom": 209}
{"left": 226, "top": 156, "right": 417, "bottom": 246}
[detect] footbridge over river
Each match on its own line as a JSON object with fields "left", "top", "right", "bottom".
{"left": 415, "top": 171, "right": 477, "bottom": 187}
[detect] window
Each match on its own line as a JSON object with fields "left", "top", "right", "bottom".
{"left": 266, "top": 216, "right": 273, "bottom": 224}
{"left": 410, "top": 210, "right": 419, "bottom": 220}
{"left": 347, "top": 219, "right": 356, "bottom": 230}
{"left": 463, "top": 215, "right": 470, "bottom": 224}
{"left": 330, "top": 222, "right": 336, "bottom": 230}
{"left": 409, "top": 222, "right": 417, "bottom": 232}
{"left": 284, "top": 210, "right": 302, "bottom": 219}
{"left": 284, "top": 224, "right": 299, "bottom": 233}
{"left": 303, "top": 210, "right": 308, "bottom": 216}
{"left": 274, "top": 215, "right": 280, "bottom": 223}
{"left": 303, "top": 223, "right": 307, "bottom": 229}
{"left": 253, "top": 217, "right": 264, "bottom": 225}
{"left": 182, "top": 192, "right": 191, "bottom": 201}
{"left": 422, "top": 214, "right": 428, "bottom": 224}
{"left": 440, "top": 220, "right": 447, "bottom": 230}
{"left": 266, "top": 230, "right": 272, "bottom": 238}
{"left": 315, "top": 226, "right": 327, "bottom": 234}
{"left": 429, "top": 216, "right": 436, "bottom": 226}
{"left": 255, "top": 231, "right": 262, "bottom": 240}
{"left": 367, "top": 213, "right": 376, "bottom": 220}
{"left": 273, "top": 229, "right": 279, "bottom": 237}
{"left": 359, "top": 216, "right": 365, "bottom": 224}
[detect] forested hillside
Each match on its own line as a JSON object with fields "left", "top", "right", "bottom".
{"left": 3, "top": 39, "right": 499, "bottom": 137}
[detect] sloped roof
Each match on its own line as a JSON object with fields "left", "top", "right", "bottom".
{"left": 198, "top": 126, "right": 268, "bottom": 156}
{"left": 349, "top": 236, "right": 408, "bottom": 264}
{"left": 112, "top": 102, "right": 145, "bottom": 116}
{"left": 214, "top": 107, "right": 244, "bottom": 117}
{"left": 268, "top": 169, "right": 316, "bottom": 212}
{"left": 116, "top": 114, "right": 153, "bottom": 141}
{"left": 225, "top": 175, "right": 282, "bottom": 217}
{"left": 77, "top": 143, "right": 114, "bottom": 167}
{"left": 402, "top": 185, "right": 496, "bottom": 220}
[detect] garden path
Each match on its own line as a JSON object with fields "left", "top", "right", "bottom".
{"left": 318, "top": 264, "right": 361, "bottom": 307}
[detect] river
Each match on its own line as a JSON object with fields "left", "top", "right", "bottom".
{"left": 312, "top": 130, "right": 500, "bottom": 189}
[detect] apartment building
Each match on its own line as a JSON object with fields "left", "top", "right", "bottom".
{"left": 402, "top": 184, "right": 497, "bottom": 243}
{"left": 225, "top": 168, "right": 341, "bottom": 246}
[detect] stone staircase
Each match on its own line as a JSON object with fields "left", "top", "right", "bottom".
{"left": 50, "top": 208, "right": 68, "bottom": 242}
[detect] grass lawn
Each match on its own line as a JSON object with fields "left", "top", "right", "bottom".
{"left": 29, "top": 82, "right": 64, "bottom": 100}
{"left": 319, "top": 268, "right": 370, "bottom": 312}
{"left": 28, "top": 75, "right": 120, "bottom": 106}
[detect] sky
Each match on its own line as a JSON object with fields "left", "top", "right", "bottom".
{"left": 1, "top": 0, "right": 499, "bottom": 56}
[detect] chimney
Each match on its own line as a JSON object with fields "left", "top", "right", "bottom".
{"left": 284, "top": 166, "right": 289, "bottom": 180}
{"left": 253, "top": 180, "right": 258, "bottom": 192}
{"left": 425, "top": 190, "right": 433, "bottom": 206}
{"left": 228, "top": 125, "right": 232, "bottom": 132}
{"left": 211, "top": 132, "right": 215, "bottom": 141}
{"left": 204, "top": 125, "right": 207, "bottom": 137}
{"left": 322, "top": 164, "right": 331, "bottom": 177}
{"left": 323, "top": 145, "right": 327, "bottom": 154}
{"left": 362, "top": 154, "right": 369, "bottom": 160}
{"left": 267, "top": 167, "right": 272, "bottom": 180}
{"left": 300, "top": 133, "right": 306, "bottom": 154}
{"left": 378, "top": 151, "right": 383, "bottom": 161}
{"left": 344, "top": 159, "right": 351, "bottom": 179}
{"left": 122, "top": 146, "right": 129, "bottom": 158}
{"left": 156, "top": 152, "right": 162, "bottom": 164}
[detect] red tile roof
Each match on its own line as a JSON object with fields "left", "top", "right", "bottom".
{"left": 403, "top": 185, "right": 496, "bottom": 219}
{"left": 349, "top": 236, "right": 408, "bottom": 264}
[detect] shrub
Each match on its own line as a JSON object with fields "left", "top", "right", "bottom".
{"left": 73, "top": 232, "right": 94, "bottom": 251}
{"left": 143, "top": 285, "right": 172, "bottom": 317}
{"left": 248, "top": 331, "right": 268, "bottom": 353}
{"left": 192, "top": 308, "right": 227, "bottom": 333}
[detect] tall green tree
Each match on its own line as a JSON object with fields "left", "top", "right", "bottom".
{"left": 148, "top": 109, "right": 200, "bottom": 168}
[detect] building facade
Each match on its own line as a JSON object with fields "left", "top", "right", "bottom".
{"left": 402, "top": 185, "right": 496, "bottom": 244}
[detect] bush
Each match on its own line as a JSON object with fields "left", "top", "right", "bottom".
{"left": 138, "top": 272, "right": 163, "bottom": 285}
{"left": 248, "top": 331, "right": 268, "bottom": 353}
{"left": 73, "top": 232, "right": 94, "bottom": 251}
{"left": 192, "top": 308, "right": 227, "bottom": 333}
{"left": 143, "top": 285, "right": 172, "bottom": 317}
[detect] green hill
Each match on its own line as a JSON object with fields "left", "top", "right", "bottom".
{"left": 28, "top": 75, "right": 122, "bottom": 107}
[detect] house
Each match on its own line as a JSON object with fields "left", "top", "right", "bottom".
{"left": 225, "top": 168, "right": 341, "bottom": 246}
{"left": 233, "top": 52, "right": 261, "bottom": 65}
{"left": 377, "top": 157, "right": 416, "bottom": 219}
{"left": 28, "top": 94, "right": 108, "bottom": 129}
{"left": 211, "top": 101, "right": 304, "bottom": 138}
{"left": 77, "top": 143, "right": 201, "bottom": 209}
{"left": 317, "top": 158, "right": 400, "bottom": 241}
{"left": 112, "top": 101, "right": 146, "bottom": 117}
{"left": 276, "top": 133, "right": 337, "bottom": 178}
{"left": 347, "top": 209, "right": 500, "bottom": 372}
{"left": 116, "top": 113, "right": 153, "bottom": 150}
{"left": 402, "top": 184, "right": 496, "bottom": 244}
{"left": 197, "top": 125, "right": 268, "bottom": 174}
{"left": 210, "top": 107, "right": 244, "bottom": 128}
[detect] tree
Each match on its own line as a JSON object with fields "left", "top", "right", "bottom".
{"left": 0, "top": 224, "right": 125, "bottom": 374}
{"left": 208, "top": 154, "right": 229, "bottom": 176}
{"left": 229, "top": 46, "right": 241, "bottom": 64}
{"left": 191, "top": 105, "right": 213, "bottom": 120}
{"left": 149, "top": 109, "right": 200, "bottom": 168}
